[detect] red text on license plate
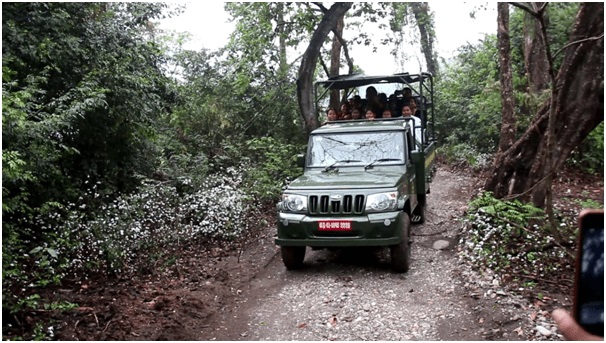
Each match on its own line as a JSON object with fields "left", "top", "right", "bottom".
{"left": 318, "top": 220, "right": 352, "bottom": 231}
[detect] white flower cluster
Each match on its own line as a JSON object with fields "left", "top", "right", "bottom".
{"left": 459, "top": 209, "right": 570, "bottom": 279}
{"left": 31, "top": 167, "right": 251, "bottom": 277}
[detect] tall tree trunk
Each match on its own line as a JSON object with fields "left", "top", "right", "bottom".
{"left": 495, "top": 2, "right": 516, "bottom": 159}
{"left": 523, "top": 12, "right": 550, "bottom": 94}
{"left": 275, "top": 2, "right": 290, "bottom": 135}
{"left": 297, "top": 3, "right": 352, "bottom": 135}
{"left": 410, "top": 2, "right": 438, "bottom": 76}
{"left": 329, "top": 15, "right": 344, "bottom": 111}
{"left": 485, "top": 3, "right": 604, "bottom": 208}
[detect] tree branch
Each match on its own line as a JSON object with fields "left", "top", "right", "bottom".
{"left": 509, "top": 2, "right": 538, "bottom": 18}
{"left": 554, "top": 34, "right": 605, "bottom": 59}
{"left": 319, "top": 56, "right": 330, "bottom": 78}
{"left": 331, "top": 27, "right": 354, "bottom": 73}
{"left": 537, "top": 2, "right": 548, "bottom": 13}
{"left": 312, "top": 2, "right": 329, "bottom": 13}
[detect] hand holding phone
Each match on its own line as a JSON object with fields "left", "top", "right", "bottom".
{"left": 573, "top": 209, "right": 604, "bottom": 337}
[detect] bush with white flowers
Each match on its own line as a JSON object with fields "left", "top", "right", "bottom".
{"left": 458, "top": 191, "right": 576, "bottom": 286}
{"left": 21, "top": 166, "right": 251, "bottom": 278}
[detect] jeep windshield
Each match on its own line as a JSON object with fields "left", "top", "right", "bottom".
{"left": 308, "top": 132, "right": 405, "bottom": 168}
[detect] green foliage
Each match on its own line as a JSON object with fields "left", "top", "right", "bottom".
{"left": 567, "top": 122, "right": 604, "bottom": 174}
{"left": 575, "top": 198, "right": 603, "bottom": 210}
{"left": 3, "top": 2, "right": 173, "bottom": 211}
{"left": 508, "top": 3, "right": 580, "bottom": 79}
{"left": 2, "top": 3, "right": 175, "bottom": 338}
{"left": 460, "top": 192, "right": 574, "bottom": 282}
{"left": 468, "top": 191, "right": 545, "bottom": 222}
{"left": 241, "top": 137, "right": 305, "bottom": 203}
{"left": 13, "top": 294, "right": 42, "bottom": 314}
{"left": 437, "top": 143, "right": 492, "bottom": 170}
{"left": 434, "top": 35, "right": 505, "bottom": 153}
{"left": 436, "top": 3, "right": 589, "bottom": 166}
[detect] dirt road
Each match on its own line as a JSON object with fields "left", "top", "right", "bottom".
{"left": 198, "top": 169, "right": 562, "bottom": 341}
{"left": 51, "top": 168, "right": 568, "bottom": 341}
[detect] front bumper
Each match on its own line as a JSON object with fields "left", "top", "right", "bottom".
{"left": 275, "top": 211, "right": 404, "bottom": 247}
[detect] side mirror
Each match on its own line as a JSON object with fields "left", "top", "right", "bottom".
{"left": 296, "top": 154, "right": 305, "bottom": 168}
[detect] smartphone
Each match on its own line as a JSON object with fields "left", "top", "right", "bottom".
{"left": 573, "top": 209, "right": 604, "bottom": 337}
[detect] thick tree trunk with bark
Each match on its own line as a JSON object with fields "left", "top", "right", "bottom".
{"left": 329, "top": 15, "right": 344, "bottom": 111}
{"left": 496, "top": 2, "right": 516, "bottom": 158}
{"left": 297, "top": 3, "right": 352, "bottom": 135}
{"left": 523, "top": 12, "right": 550, "bottom": 94}
{"left": 410, "top": 2, "right": 438, "bottom": 76}
{"left": 485, "top": 3, "right": 604, "bottom": 208}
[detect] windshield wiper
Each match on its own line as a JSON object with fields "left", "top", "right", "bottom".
{"left": 364, "top": 158, "right": 401, "bottom": 170}
{"left": 323, "top": 159, "right": 361, "bottom": 172}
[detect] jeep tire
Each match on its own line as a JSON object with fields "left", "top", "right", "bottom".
{"left": 281, "top": 246, "right": 306, "bottom": 270}
{"left": 390, "top": 212, "right": 411, "bottom": 273}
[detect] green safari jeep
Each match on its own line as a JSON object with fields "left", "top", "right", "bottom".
{"left": 275, "top": 73, "right": 436, "bottom": 272}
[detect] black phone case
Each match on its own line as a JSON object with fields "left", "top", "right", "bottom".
{"left": 573, "top": 209, "right": 604, "bottom": 337}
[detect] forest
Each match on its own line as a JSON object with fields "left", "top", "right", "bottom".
{"left": 2, "top": 2, "right": 603, "bottom": 340}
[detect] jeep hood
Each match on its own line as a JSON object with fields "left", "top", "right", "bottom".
{"left": 286, "top": 169, "right": 406, "bottom": 190}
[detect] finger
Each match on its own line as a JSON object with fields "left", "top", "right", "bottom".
{"left": 552, "top": 309, "right": 603, "bottom": 341}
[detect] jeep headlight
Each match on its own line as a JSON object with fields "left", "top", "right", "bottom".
{"left": 281, "top": 194, "right": 308, "bottom": 213}
{"left": 366, "top": 192, "right": 398, "bottom": 212}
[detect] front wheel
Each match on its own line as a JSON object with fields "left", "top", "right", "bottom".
{"left": 390, "top": 212, "right": 411, "bottom": 273}
{"left": 280, "top": 246, "right": 306, "bottom": 270}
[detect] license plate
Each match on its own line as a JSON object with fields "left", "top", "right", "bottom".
{"left": 318, "top": 220, "right": 352, "bottom": 231}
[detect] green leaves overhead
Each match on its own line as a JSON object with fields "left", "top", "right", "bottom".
{"left": 3, "top": 2, "right": 173, "bottom": 202}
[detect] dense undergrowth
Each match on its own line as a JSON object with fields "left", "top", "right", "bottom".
{"left": 459, "top": 188, "right": 603, "bottom": 296}
{"left": 2, "top": 136, "right": 304, "bottom": 340}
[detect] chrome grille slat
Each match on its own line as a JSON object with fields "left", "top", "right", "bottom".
{"left": 308, "top": 194, "right": 365, "bottom": 214}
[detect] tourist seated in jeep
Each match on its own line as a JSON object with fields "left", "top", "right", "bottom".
{"left": 409, "top": 98, "right": 424, "bottom": 124}
{"left": 365, "top": 108, "right": 377, "bottom": 120}
{"left": 401, "top": 104, "right": 423, "bottom": 147}
{"left": 339, "top": 101, "right": 351, "bottom": 120}
{"left": 382, "top": 108, "right": 393, "bottom": 118}
{"left": 351, "top": 107, "right": 362, "bottom": 120}
{"left": 326, "top": 107, "right": 338, "bottom": 123}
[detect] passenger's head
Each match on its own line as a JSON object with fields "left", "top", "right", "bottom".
{"left": 382, "top": 109, "right": 393, "bottom": 118}
{"left": 401, "top": 105, "right": 412, "bottom": 117}
{"left": 403, "top": 87, "right": 412, "bottom": 99}
{"left": 410, "top": 97, "right": 417, "bottom": 110}
{"left": 378, "top": 92, "right": 387, "bottom": 104}
{"left": 366, "top": 86, "right": 378, "bottom": 99}
{"left": 365, "top": 109, "right": 376, "bottom": 120}
{"left": 340, "top": 102, "right": 350, "bottom": 113}
{"left": 327, "top": 107, "right": 338, "bottom": 121}
{"left": 351, "top": 108, "right": 362, "bottom": 119}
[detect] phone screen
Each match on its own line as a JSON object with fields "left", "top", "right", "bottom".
{"left": 575, "top": 210, "right": 604, "bottom": 336}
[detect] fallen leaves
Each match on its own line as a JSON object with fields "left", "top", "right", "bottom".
{"left": 530, "top": 311, "right": 537, "bottom": 321}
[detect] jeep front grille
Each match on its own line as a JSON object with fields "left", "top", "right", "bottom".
{"left": 309, "top": 195, "right": 365, "bottom": 214}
